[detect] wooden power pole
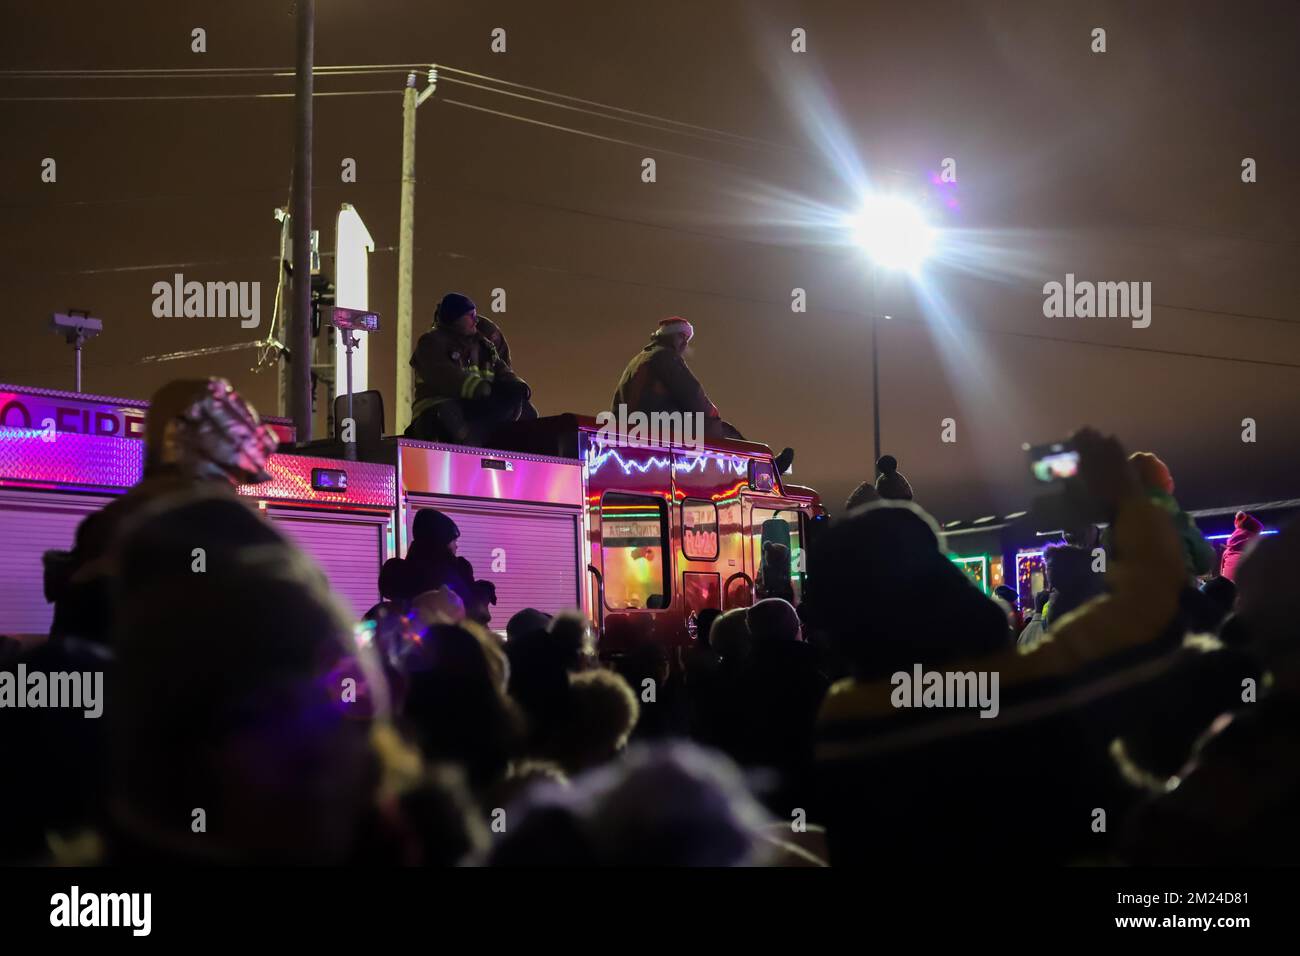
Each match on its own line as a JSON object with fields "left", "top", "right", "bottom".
{"left": 290, "top": 0, "right": 315, "bottom": 440}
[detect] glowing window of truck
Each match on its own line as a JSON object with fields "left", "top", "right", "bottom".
{"left": 681, "top": 499, "right": 720, "bottom": 560}
{"left": 752, "top": 507, "right": 804, "bottom": 602}
{"left": 600, "top": 491, "right": 671, "bottom": 611}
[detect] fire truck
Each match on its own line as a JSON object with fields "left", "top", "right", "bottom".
{"left": 0, "top": 383, "right": 824, "bottom": 650}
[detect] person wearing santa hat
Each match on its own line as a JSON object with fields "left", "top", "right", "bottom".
{"left": 611, "top": 317, "right": 794, "bottom": 472}
{"left": 1220, "top": 510, "right": 1264, "bottom": 582}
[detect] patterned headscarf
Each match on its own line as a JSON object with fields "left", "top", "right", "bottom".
{"left": 175, "top": 377, "right": 279, "bottom": 484}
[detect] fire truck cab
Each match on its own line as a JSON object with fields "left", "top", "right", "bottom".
{"left": 486, "top": 415, "right": 824, "bottom": 650}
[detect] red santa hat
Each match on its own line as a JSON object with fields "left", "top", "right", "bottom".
{"left": 655, "top": 316, "right": 695, "bottom": 341}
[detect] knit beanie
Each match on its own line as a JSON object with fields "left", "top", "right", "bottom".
{"left": 434, "top": 293, "right": 476, "bottom": 328}
{"left": 412, "top": 508, "right": 461, "bottom": 548}
{"left": 874, "top": 455, "right": 914, "bottom": 501}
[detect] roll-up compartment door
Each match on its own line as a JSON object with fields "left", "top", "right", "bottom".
{"left": 406, "top": 500, "right": 581, "bottom": 627}
{"left": 0, "top": 492, "right": 114, "bottom": 637}
{"left": 267, "top": 510, "right": 388, "bottom": 620}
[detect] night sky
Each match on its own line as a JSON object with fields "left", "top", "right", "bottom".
{"left": 3, "top": 0, "right": 1297, "bottom": 521}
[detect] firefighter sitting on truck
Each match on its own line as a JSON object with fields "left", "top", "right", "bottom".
{"left": 612, "top": 316, "right": 793, "bottom": 472}
{"left": 406, "top": 292, "right": 533, "bottom": 445}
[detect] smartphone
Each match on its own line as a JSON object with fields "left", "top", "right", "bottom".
{"left": 1024, "top": 440, "right": 1080, "bottom": 484}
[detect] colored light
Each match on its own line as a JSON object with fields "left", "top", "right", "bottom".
{"left": 1205, "top": 530, "right": 1278, "bottom": 541}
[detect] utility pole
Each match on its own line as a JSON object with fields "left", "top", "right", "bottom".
{"left": 395, "top": 67, "right": 437, "bottom": 434}
{"left": 290, "top": 0, "right": 315, "bottom": 440}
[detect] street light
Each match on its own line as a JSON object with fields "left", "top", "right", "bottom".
{"left": 849, "top": 194, "right": 935, "bottom": 276}
{"left": 848, "top": 193, "right": 935, "bottom": 465}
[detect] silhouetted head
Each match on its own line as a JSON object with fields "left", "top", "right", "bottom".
{"left": 402, "top": 623, "right": 522, "bottom": 793}
{"left": 804, "top": 499, "right": 1008, "bottom": 678}
{"left": 694, "top": 607, "right": 723, "bottom": 646}
{"left": 111, "top": 491, "right": 383, "bottom": 863}
{"left": 506, "top": 607, "right": 552, "bottom": 643}
{"left": 412, "top": 508, "right": 460, "bottom": 553}
{"left": 747, "top": 597, "right": 801, "bottom": 643}
{"left": 708, "top": 608, "right": 751, "bottom": 660}
{"left": 845, "top": 480, "right": 882, "bottom": 511}
{"left": 874, "top": 455, "right": 914, "bottom": 502}
{"left": 378, "top": 557, "right": 416, "bottom": 603}
{"left": 486, "top": 741, "right": 772, "bottom": 866}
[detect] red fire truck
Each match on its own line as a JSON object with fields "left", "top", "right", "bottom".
{"left": 0, "top": 383, "right": 824, "bottom": 649}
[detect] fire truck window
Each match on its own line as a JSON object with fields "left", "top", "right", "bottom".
{"left": 601, "top": 492, "right": 670, "bottom": 611}
{"left": 724, "top": 574, "right": 753, "bottom": 610}
{"left": 683, "top": 571, "right": 721, "bottom": 638}
{"left": 681, "top": 499, "right": 719, "bottom": 560}
{"left": 748, "top": 460, "right": 777, "bottom": 492}
{"left": 752, "top": 508, "right": 804, "bottom": 603}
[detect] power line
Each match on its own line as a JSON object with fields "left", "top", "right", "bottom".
{"left": 441, "top": 97, "right": 758, "bottom": 174}
{"left": 0, "top": 65, "right": 412, "bottom": 79}
{"left": 8, "top": 64, "right": 1298, "bottom": 353}
{"left": 0, "top": 90, "right": 398, "bottom": 103}
{"left": 1, "top": 61, "right": 801, "bottom": 155}
{"left": 1148, "top": 302, "right": 1300, "bottom": 327}
{"left": 0, "top": 63, "right": 421, "bottom": 76}
{"left": 438, "top": 74, "right": 797, "bottom": 156}
{"left": 9, "top": 60, "right": 1293, "bottom": 252}
{"left": 3, "top": 60, "right": 814, "bottom": 173}
{"left": 435, "top": 64, "right": 801, "bottom": 154}
{"left": 986, "top": 327, "right": 1300, "bottom": 371}
{"left": 1121, "top": 222, "right": 1300, "bottom": 249}
{"left": 32, "top": 247, "right": 396, "bottom": 277}
{"left": 0, "top": 183, "right": 345, "bottom": 210}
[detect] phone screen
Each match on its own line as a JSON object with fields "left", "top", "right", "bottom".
{"left": 1026, "top": 443, "right": 1080, "bottom": 483}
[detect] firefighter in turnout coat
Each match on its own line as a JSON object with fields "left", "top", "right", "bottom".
{"left": 612, "top": 317, "right": 794, "bottom": 471}
{"left": 406, "top": 293, "right": 532, "bottom": 445}
{"left": 612, "top": 317, "right": 728, "bottom": 436}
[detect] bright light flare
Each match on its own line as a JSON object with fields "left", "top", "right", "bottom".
{"left": 848, "top": 195, "right": 936, "bottom": 274}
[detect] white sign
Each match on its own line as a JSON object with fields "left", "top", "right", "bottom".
{"left": 334, "top": 204, "right": 375, "bottom": 392}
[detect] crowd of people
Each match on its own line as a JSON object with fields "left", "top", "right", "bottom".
{"left": 1, "top": 370, "right": 1296, "bottom": 867}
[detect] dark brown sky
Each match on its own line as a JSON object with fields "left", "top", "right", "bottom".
{"left": 3, "top": 0, "right": 1298, "bottom": 520}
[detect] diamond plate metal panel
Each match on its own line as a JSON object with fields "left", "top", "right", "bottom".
{"left": 236, "top": 453, "right": 396, "bottom": 508}
{"left": 0, "top": 427, "right": 143, "bottom": 489}
{"left": 0, "top": 382, "right": 294, "bottom": 444}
